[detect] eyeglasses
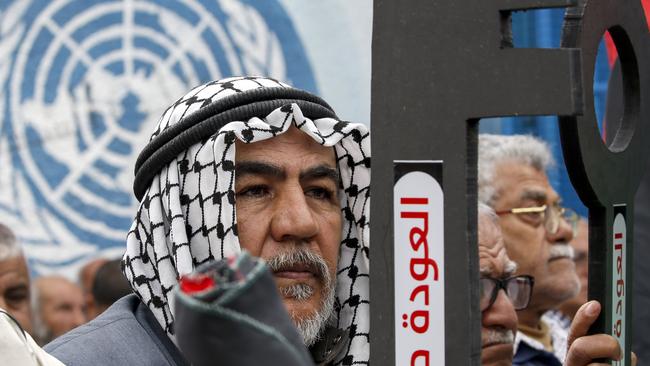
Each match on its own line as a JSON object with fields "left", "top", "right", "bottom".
{"left": 480, "top": 275, "right": 534, "bottom": 311}
{"left": 496, "top": 204, "right": 579, "bottom": 236}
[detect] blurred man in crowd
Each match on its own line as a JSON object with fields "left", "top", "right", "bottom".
{"left": 32, "top": 276, "right": 86, "bottom": 345}
{"left": 89, "top": 259, "right": 132, "bottom": 318}
{"left": 78, "top": 258, "right": 107, "bottom": 320}
{"left": 0, "top": 223, "right": 33, "bottom": 334}
{"left": 0, "top": 223, "right": 66, "bottom": 364}
{"left": 478, "top": 134, "right": 625, "bottom": 366}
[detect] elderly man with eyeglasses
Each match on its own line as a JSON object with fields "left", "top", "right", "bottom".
{"left": 478, "top": 202, "right": 529, "bottom": 365}
{"left": 478, "top": 134, "right": 628, "bottom": 366}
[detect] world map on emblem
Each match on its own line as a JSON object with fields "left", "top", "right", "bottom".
{"left": 0, "top": 0, "right": 316, "bottom": 275}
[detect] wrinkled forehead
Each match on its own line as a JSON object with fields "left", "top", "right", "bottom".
{"left": 478, "top": 218, "right": 515, "bottom": 277}
{"left": 478, "top": 244, "right": 515, "bottom": 278}
{"left": 478, "top": 214, "right": 500, "bottom": 247}
{"left": 493, "top": 160, "right": 560, "bottom": 204}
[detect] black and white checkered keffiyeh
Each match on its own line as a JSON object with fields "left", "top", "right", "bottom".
{"left": 123, "top": 77, "right": 370, "bottom": 364}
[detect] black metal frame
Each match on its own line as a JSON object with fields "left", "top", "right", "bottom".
{"left": 371, "top": 0, "right": 649, "bottom": 364}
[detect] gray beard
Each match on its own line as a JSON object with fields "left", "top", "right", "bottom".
{"left": 268, "top": 248, "right": 336, "bottom": 347}
{"left": 284, "top": 282, "right": 336, "bottom": 347}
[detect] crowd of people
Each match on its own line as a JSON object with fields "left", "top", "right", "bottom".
{"left": 0, "top": 226, "right": 132, "bottom": 364}
{"left": 0, "top": 77, "right": 635, "bottom": 365}
{"left": 476, "top": 135, "right": 632, "bottom": 366}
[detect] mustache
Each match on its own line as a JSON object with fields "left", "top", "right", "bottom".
{"left": 549, "top": 244, "right": 574, "bottom": 261}
{"left": 482, "top": 327, "right": 514, "bottom": 347}
{"left": 266, "top": 248, "right": 332, "bottom": 286}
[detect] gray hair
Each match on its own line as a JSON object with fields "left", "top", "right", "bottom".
{"left": 0, "top": 222, "right": 21, "bottom": 261}
{"left": 478, "top": 134, "right": 554, "bottom": 205}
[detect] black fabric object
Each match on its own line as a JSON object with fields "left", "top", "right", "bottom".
{"left": 133, "top": 87, "right": 337, "bottom": 201}
{"left": 174, "top": 252, "right": 314, "bottom": 366}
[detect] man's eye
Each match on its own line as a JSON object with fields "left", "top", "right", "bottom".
{"left": 58, "top": 304, "right": 74, "bottom": 312}
{"left": 5, "top": 287, "right": 28, "bottom": 304}
{"left": 521, "top": 212, "right": 544, "bottom": 225}
{"left": 237, "top": 185, "right": 269, "bottom": 198}
{"left": 306, "top": 187, "right": 335, "bottom": 200}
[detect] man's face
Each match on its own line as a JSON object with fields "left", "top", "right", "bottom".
{"left": 0, "top": 255, "right": 32, "bottom": 334}
{"left": 492, "top": 161, "right": 578, "bottom": 314}
{"left": 37, "top": 277, "right": 86, "bottom": 340}
{"left": 479, "top": 215, "right": 518, "bottom": 366}
{"left": 235, "top": 126, "right": 342, "bottom": 343}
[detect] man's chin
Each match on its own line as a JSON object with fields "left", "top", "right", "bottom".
{"left": 547, "top": 272, "right": 581, "bottom": 303}
{"left": 481, "top": 343, "right": 514, "bottom": 366}
{"left": 282, "top": 292, "right": 333, "bottom": 347}
{"left": 283, "top": 294, "right": 321, "bottom": 321}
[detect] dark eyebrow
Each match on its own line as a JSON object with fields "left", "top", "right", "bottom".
{"left": 300, "top": 165, "right": 340, "bottom": 184}
{"left": 235, "top": 161, "right": 339, "bottom": 184}
{"left": 235, "top": 161, "right": 286, "bottom": 179}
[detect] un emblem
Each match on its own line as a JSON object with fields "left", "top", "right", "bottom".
{"left": 0, "top": 0, "right": 316, "bottom": 274}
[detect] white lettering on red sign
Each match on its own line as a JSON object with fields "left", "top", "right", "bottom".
{"left": 394, "top": 169, "right": 444, "bottom": 366}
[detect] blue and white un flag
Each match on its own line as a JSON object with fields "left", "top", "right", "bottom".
{"left": 0, "top": 0, "right": 317, "bottom": 276}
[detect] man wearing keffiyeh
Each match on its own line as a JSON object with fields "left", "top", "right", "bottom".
{"left": 45, "top": 76, "right": 370, "bottom": 366}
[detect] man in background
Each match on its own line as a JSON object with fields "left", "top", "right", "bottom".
{"left": 478, "top": 202, "right": 630, "bottom": 366}
{"left": 478, "top": 134, "right": 627, "bottom": 365}
{"left": 89, "top": 259, "right": 132, "bottom": 318}
{"left": 478, "top": 203, "right": 521, "bottom": 366}
{"left": 78, "top": 258, "right": 108, "bottom": 320}
{"left": 32, "top": 276, "right": 86, "bottom": 345}
{"left": 0, "top": 223, "right": 66, "bottom": 364}
{"left": 0, "top": 222, "right": 33, "bottom": 335}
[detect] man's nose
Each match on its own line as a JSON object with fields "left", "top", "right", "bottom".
{"left": 482, "top": 289, "right": 518, "bottom": 332}
{"left": 547, "top": 215, "right": 574, "bottom": 244}
{"left": 270, "top": 186, "right": 319, "bottom": 242}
